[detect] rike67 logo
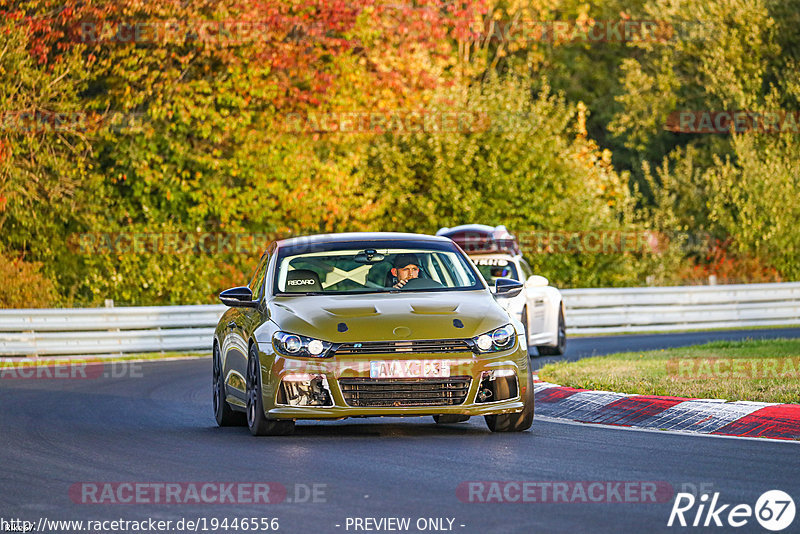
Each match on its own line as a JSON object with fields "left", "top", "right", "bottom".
{"left": 668, "top": 490, "right": 795, "bottom": 531}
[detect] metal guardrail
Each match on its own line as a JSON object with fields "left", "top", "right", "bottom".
{"left": 1, "top": 282, "right": 799, "bottom": 356}
{"left": 0, "top": 305, "right": 224, "bottom": 356}
{"left": 562, "top": 282, "right": 800, "bottom": 334}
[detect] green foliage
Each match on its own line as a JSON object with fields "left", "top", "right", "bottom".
{"left": 705, "top": 134, "right": 800, "bottom": 278}
{"left": 0, "top": 20, "right": 92, "bottom": 248}
{"left": 0, "top": 18, "right": 104, "bottom": 305}
{"left": 610, "top": 0, "right": 785, "bottom": 154}
{"left": 362, "top": 78, "right": 652, "bottom": 287}
{"left": 609, "top": 0, "right": 800, "bottom": 280}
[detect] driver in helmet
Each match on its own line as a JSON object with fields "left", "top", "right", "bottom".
{"left": 490, "top": 266, "right": 510, "bottom": 278}
{"left": 390, "top": 253, "right": 420, "bottom": 289}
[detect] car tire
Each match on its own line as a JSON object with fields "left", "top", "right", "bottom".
{"left": 484, "top": 364, "right": 534, "bottom": 433}
{"left": 433, "top": 415, "right": 470, "bottom": 424}
{"left": 537, "top": 307, "right": 566, "bottom": 356}
{"left": 246, "top": 344, "right": 295, "bottom": 436}
{"left": 213, "top": 343, "right": 245, "bottom": 426}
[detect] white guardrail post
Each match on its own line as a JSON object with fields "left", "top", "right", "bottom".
{"left": 1, "top": 282, "right": 800, "bottom": 356}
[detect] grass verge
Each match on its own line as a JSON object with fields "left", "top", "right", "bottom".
{"left": 538, "top": 338, "right": 800, "bottom": 404}
{"left": 568, "top": 324, "right": 800, "bottom": 337}
{"left": 0, "top": 351, "right": 209, "bottom": 367}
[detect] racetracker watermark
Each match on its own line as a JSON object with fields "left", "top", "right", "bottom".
{"left": 456, "top": 481, "right": 673, "bottom": 503}
{"left": 666, "top": 358, "right": 800, "bottom": 380}
{"left": 0, "top": 360, "right": 142, "bottom": 380}
{"left": 70, "top": 20, "right": 288, "bottom": 45}
{"left": 69, "top": 482, "right": 326, "bottom": 504}
{"left": 68, "top": 232, "right": 375, "bottom": 256}
{"left": 470, "top": 19, "right": 700, "bottom": 44}
{"left": 515, "top": 231, "right": 662, "bottom": 255}
{"left": 0, "top": 110, "right": 146, "bottom": 134}
{"left": 282, "top": 111, "right": 491, "bottom": 135}
{"left": 68, "top": 232, "right": 286, "bottom": 256}
{"left": 665, "top": 110, "right": 800, "bottom": 134}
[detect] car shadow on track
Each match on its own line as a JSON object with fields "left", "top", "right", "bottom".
{"left": 200, "top": 418, "right": 503, "bottom": 438}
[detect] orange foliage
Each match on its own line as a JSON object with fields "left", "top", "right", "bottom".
{"left": 678, "top": 238, "right": 782, "bottom": 285}
{"left": 0, "top": 253, "right": 59, "bottom": 308}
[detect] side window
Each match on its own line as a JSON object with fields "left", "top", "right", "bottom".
{"left": 519, "top": 259, "right": 534, "bottom": 280}
{"left": 249, "top": 253, "right": 269, "bottom": 300}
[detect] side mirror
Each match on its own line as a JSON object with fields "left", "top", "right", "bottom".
{"left": 219, "top": 286, "right": 258, "bottom": 308}
{"left": 495, "top": 278, "right": 524, "bottom": 298}
{"left": 525, "top": 275, "right": 549, "bottom": 288}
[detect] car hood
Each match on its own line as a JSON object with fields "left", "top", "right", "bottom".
{"left": 266, "top": 290, "right": 510, "bottom": 342}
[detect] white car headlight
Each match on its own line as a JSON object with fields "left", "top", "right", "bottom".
{"left": 273, "top": 331, "right": 332, "bottom": 358}
{"left": 472, "top": 324, "right": 517, "bottom": 353}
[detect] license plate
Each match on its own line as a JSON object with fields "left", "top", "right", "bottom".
{"left": 369, "top": 360, "right": 451, "bottom": 379}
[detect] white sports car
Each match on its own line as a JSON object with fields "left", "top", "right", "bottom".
{"left": 436, "top": 225, "right": 566, "bottom": 356}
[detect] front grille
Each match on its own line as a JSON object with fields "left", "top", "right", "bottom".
{"left": 333, "top": 339, "right": 472, "bottom": 356}
{"left": 338, "top": 377, "right": 472, "bottom": 407}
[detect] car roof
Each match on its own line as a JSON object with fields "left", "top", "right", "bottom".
{"left": 436, "top": 223, "right": 498, "bottom": 235}
{"left": 435, "top": 224, "right": 521, "bottom": 255}
{"left": 275, "top": 232, "right": 453, "bottom": 249}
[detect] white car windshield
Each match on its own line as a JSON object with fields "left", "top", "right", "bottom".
{"left": 274, "top": 244, "right": 483, "bottom": 294}
{"left": 473, "top": 258, "right": 520, "bottom": 283}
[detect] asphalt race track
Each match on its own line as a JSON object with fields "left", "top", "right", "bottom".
{"left": 2, "top": 329, "right": 799, "bottom": 534}
{"left": 533, "top": 326, "right": 800, "bottom": 370}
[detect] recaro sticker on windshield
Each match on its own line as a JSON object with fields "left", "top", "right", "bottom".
{"left": 288, "top": 279, "right": 316, "bottom": 286}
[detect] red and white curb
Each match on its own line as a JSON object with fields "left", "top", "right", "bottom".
{"left": 533, "top": 378, "right": 800, "bottom": 441}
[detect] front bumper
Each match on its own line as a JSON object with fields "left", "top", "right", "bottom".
{"left": 257, "top": 345, "right": 531, "bottom": 420}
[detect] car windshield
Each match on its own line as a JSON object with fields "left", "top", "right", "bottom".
{"left": 274, "top": 241, "right": 483, "bottom": 294}
{"left": 473, "top": 258, "right": 520, "bottom": 283}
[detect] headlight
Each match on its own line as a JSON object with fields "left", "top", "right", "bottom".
{"left": 284, "top": 335, "right": 302, "bottom": 353}
{"left": 273, "top": 331, "right": 333, "bottom": 358}
{"left": 472, "top": 324, "right": 517, "bottom": 353}
{"left": 307, "top": 339, "right": 324, "bottom": 356}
